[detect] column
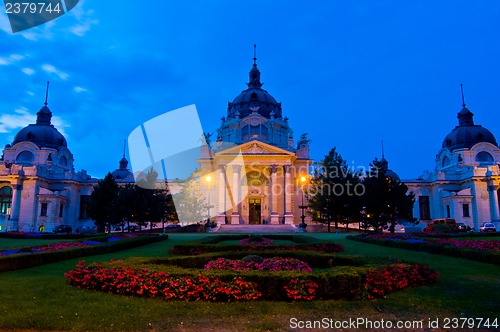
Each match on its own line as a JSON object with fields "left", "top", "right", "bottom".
{"left": 231, "top": 164, "right": 241, "bottom": 224}
{"left": 488, "top": 184, "right": 500, "bottom": 222}
{"left": 217, "top": 165, "right": 227, "bottom": 224}
{"left": 270, "top": 165, "right": 279, "bottom": 224}
{"left": 284, "top": 165, "right": 293, "bottom": 224}
{"left": 9, "top": 182, "right": 23, "bottom": 230}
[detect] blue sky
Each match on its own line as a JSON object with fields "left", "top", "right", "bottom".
{"left": 1, "top": 0, "right": 500, "bottom": 180}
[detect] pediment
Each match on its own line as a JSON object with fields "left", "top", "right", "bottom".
{"left": 216, "top": 141, "right": 295, "bottom": 156}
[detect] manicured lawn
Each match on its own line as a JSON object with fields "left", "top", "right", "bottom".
{"left": 0, "top": 233, "right": 498, "bottom": 331}
{"left": 0, "top": 238, "right": 70, "bottom": 250}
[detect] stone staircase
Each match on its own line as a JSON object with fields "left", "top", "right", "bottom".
{"left": 216, "top": 224, "right": 298, "bottom": 233}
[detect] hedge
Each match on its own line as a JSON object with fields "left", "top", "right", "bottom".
{"left": 347, "top": 235, "right": 500, "bottom": 265}
{"left": 197, "top": 234, "right": 319, "bottom": 244}
{"left": 0, "top": 235, "right": 168, "bottom": 273}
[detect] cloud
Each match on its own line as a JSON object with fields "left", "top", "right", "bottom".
{"left": 0, "top": 13, "right": 12, "bottom": 34}
{"left": 22, "top": 68, "right": 35, "bottom": 75}
{"left": 74, "top": 86, "right": 87, "bottom": 93}
{"left": 0, "top": 108, "right": 35, "bottom": 133}
{"left": 41, "top": 64, "right": 69, "bottom": 80}
{"left": 0, "top": 107, "right": 70, "bottom": 137}
{"left": 68, "top": 0, "right": 98, "bottom": 37}
{"left": 0, "top": 54, "right": 25, "bottom": 66}
{"left": 19, "top": 21, "right": 56, "bottom": 41}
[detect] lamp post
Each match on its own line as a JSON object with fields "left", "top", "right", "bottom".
{"left": 299, "top": 176, "right": 308, "bottom": 230}
{"left": 205, "top": 175, "right": 212, "bottom": 225}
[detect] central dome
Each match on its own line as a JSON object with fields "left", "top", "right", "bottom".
{"left": 442, "top": 106, "right": 498, "bottom": 151}
{"left": 12, "top": 104, "right": 67, "bottom": 150}
{"left": 226, "top": 61, "right": 282, "bottom": 119}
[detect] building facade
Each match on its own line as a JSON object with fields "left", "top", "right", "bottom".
{"left": 198, "top": 56, "right": 312, "bottom": 225}
{"left": 405, "top": 100, "right": 500, "bottom": 231}
{"left": 0, "top": 99, "right": 96, "bottom": 232}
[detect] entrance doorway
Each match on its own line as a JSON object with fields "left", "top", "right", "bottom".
{"left": 249, "top": 198, "right": 261, "bottom": 224}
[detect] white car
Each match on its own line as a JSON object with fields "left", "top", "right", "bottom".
{"left": 480, "top": 223, "right": 496, "bottom": 232}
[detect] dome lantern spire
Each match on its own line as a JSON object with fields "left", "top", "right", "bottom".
{"left": 36, "top": 81, "right": 52, "bottom": 125}
{"left": 119, "top": 139, "right": 129, "bottom": 169}
{"left": 248, "top": 44, "right": 262, "bottom": 88}
{"left": 253, "top": 44, "right": 257, "bottom": 67}
{"left": 457, "top": 84, "right": 474, "bottom": 126}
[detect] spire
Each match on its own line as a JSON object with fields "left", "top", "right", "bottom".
{"left": 460, "top": 83, "right": 466, "bottom": 107}
{"left": 247, "top": 44, "right": 262, "bottom": 88}
{"left": 44, "top": 81, "right": 50, "bottom": 106}
{"left": 119, "top": 140, "right": 129, "bottom": 169}
{"left": 36, "top": 81, "right": 52, "bottom": 125}
{"left": 457, "top": 83, "right": 474, "bottom": 126}
{"left": 381, "top": 139, "right": 385, "bottom": 159}
{"left": 253, "top": 44, "right": 257, "bottom": 66}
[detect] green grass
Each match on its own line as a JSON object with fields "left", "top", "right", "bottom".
{"left": 0, "top": 233, "right": 499, "bottom": 332}
{"left": 0, "top": 238, "right": 70, "bottom": 250}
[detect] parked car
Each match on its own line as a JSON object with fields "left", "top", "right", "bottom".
{"left": 165, "top": 224, "right": 181, "bottom": 228}
{"left": 53, "top": 225, "right": 72, "bottom": 234}
{"left": 480, "top": 222, "right": 496, "bottom": 232}
{"left": 124, "top": 225, "right": 138, "bottom": 232}
{"left": 424, "top": 218, "right": 456, "bottom": 232}
{"left": 456, "top": 222, "right": 471, "bottom": 232}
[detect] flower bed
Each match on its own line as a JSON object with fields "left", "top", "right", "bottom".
{"left": 238, "top": 236, "right": 273, "bottom": 245}
{"left": 0, "top": 234, "right": 140, "bottom": 257}
{"left": 348, "top": 234, "right": 500, "bottom": 265}
{"left": 0, "top": 234, "right": 168, "bottom": 273}
{"left": 65, "top": 253, "right": 438, "bottom": 302}
{"left": 204, "top": 257, "right": 312, "bottom": 272}
{"left": 65, "top": 261, "right": 262, "bottom": 301}
{"left": 362, "top": 264, "right": 439, "bottom": 299}
{"left": 432, "top": 239, "right": 500, "bottom": 251}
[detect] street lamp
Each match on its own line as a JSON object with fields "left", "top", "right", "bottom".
{"left": 299, "top": 175, "right": 308, "bottom": 230}
{"left": 205, "top": 175, "right": 212, "bottom": 224}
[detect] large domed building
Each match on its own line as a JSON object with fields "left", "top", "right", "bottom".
{"left": 198, "top": 51, "right": 312, "bottom": 225}
{"left": 405, "top": 91, "right": 500, "bottom": 231}
{"left": 0, "top": 87, "right": 96, "bottom": 232}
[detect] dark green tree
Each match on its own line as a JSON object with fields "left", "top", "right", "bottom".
{"left": 134, "top": 168, "right": 169, "bottom": 231}
{"left": 88, "top": 173, "right": 120, "bottom": 233}
{"left": 308, "top": 148, "right": 363, "bottom": 232}
{"left": 362, "top": 158, "right": 416, "bottom": 232}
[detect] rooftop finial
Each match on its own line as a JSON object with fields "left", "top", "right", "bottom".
{"left": 381, "top": 139, "right": 385, "bottom": 159}
{"left": 44, "top": 81, "right": 50, "bottom": 106}
{"left": 253, "top": 44, "right": 257, "bottom": 66}
{"left": 460, "top": 83, "right": 466, "bottom": 107}
{"left": 123, "top": 140, "right": 126, "bottom": 158}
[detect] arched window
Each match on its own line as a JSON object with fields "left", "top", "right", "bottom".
{"left": 0, "top": 186, "right": 12, "bottom": 215}
{"left": 59, "top": 156, "right": 68, "bottom": 167}
{"left": 475, "top": 151, "right": 494, "bottom": 165}
{"left": 241, "top": 125, "right": 249, "bottom": 141}
{"left": 442, "top": 156, "right": 451, "bottom": 168}
{"left": 16, "top": 151, "right": 34, "bottom": 164}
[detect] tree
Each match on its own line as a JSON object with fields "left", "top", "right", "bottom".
{"left": 361, "top": 158, "right": 416, "bottom": 232}
{"left": 172, "top": 170, "right": 210, "bottom": 225}
{"left": 88, "top": 173, "right": 120, "bottom": 233}
{"left": 134, "top": 168, "right": 171, "bottom": 231}
{"left": 308, "top": 148, "right": 363, "bottom": 232}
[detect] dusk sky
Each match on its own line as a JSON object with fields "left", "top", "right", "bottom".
{"left": 1, "top": 1, "right": 500, "bottom": 180}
